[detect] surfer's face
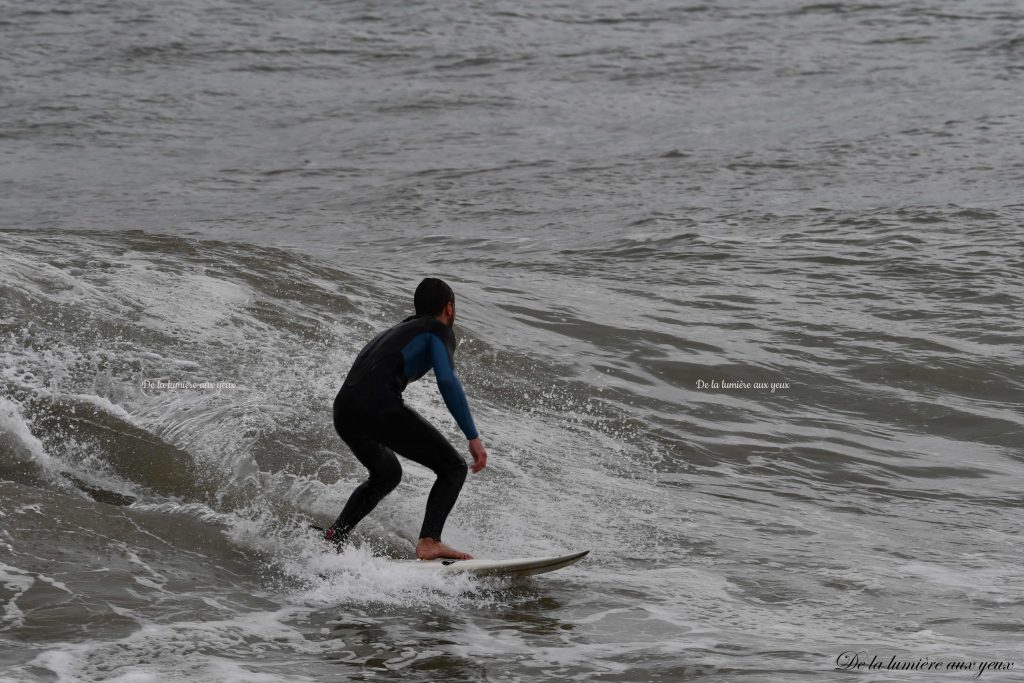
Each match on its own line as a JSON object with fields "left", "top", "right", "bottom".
{"left": 443, "top": 300, "right": 455, "bottom": 327}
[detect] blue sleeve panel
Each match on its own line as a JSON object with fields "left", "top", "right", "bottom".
{"left": 401, "top": 332, "right": 479, "bottom": 440}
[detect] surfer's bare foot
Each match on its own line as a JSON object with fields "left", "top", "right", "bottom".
{"left": 416, "top": 538, "right": 472, "bottom": 561}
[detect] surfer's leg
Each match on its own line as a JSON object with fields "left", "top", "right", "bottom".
{"left": 330, "top": 405, "right": 403, "bottom": 543}
{"left": 372, "top": 407, "right": 468, "bottom": 549}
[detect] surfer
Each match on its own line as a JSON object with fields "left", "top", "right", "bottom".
{"left": 325, "top": 278, "right": 488, "bottom": 560}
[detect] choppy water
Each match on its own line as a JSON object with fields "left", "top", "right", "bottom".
{"left": 2, "top": 0, "right": 1023, "bottom": 681}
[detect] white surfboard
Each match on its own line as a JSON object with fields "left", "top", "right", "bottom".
{"left": 401, "top": 550, "right": 589, "bottom": 577}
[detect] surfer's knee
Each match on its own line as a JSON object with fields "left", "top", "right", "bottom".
{"left": 370, "top": 460, "right": 402, "bottom": 493}
{"left": 447, "top": 458, "right": 468, "bottom": 484}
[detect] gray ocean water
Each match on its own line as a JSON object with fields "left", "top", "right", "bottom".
{"left": 2, "top": 0, "right": 1023, "bottom": 681}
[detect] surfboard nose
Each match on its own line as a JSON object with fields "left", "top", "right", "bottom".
{"left": 408, "top": 550, "right": 591, "bottom": 577}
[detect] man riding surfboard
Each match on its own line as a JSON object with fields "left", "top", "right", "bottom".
{"left": 325, "top": 278, "right": 487, "bottom": 560}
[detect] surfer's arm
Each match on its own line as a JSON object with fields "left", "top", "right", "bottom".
{"left": 429, "top": 333, "right": 479, "bottom": 440}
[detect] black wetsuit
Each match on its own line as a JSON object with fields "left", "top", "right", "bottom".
{"left": 331, "top": 314, "right": 478, "bottom": 541}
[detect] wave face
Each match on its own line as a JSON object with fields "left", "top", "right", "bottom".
{"left": 2, "top": 0, "right": 1023, "bottom": 679}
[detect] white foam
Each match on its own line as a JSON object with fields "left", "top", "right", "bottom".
{"left": 70, "top": 392, "right": 136, "bottom": 424}
{"left": 0, "top": 562, "right": 35, "bottom": 631}
{"left": 133, "top": 498, "right": 487, "bottom": 612}
{"left": 22, "top": 607, "right": 322, "bottom": 683}
{"left": 0, "top": 601, "right": 25, "bottom": 633}
{"left": 224, "top": 513, "right": 484, "bottom": 610}
{"left": 291, "top": 543, "right": 480, "bottom": 609}
{"left": 133, "top": 577, "right": 166, "bottom": 592}
{"left": 125, "top": 267, "right": 255, "bottom": 343}
{"left": 896, "top": 561, "right": 1018, "bottom": 602}
{"left": 123, "top": 548, "right": 168, "bottom": 586}
{"left": 0, "top": 396, "right": 53, "bottom": 472}
{"left": 442, "top": 619, "right": 633, "bottom": 680}
{"left": 129, "top": 501, "right": 237, "bottom": 527}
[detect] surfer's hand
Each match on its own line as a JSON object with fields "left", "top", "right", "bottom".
{"left": 468, "top": 438, "right": 488, "bottom": 473}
